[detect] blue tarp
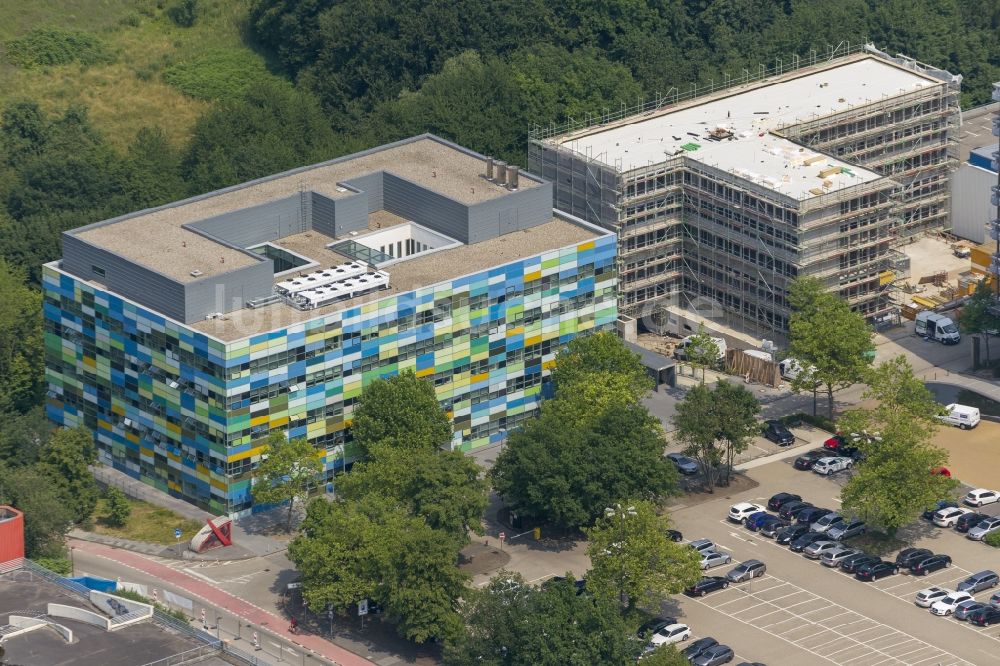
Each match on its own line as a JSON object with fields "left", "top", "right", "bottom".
{"left": 68, "top": 575, "right": 117, "bottom": 593}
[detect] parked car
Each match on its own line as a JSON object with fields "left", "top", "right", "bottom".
{"left": 931, "top": 466, "right": 951, "bottom": 477}
{"left": 729, "top": 502, "right": 767, "bottom": 523}
{"left": 727, "top": 559, "right": 767, "bottom": 582}
{"left": 789, "top": 531, "right": 826, "bottom": 553}
{"left": 820, "top": 546, "right": 859, "bottom": 568}
{"left": 685, "top": 577, "right": 729, "bottom": 597}
{"left": 957, "top": 570, "right": 999, "bottom": 594}
{"left": 637, "top": 616, "right": 677, "bottom": 638}
{"left": 692, "top": 645, "right": 736, "bottom": 666}
{"left": 701, "top": 551, "right": 733, "bottom": 570}
{"left": 922, "top": 500, "right": 957, "bottom": 520}
{"left": 681, "top": 637, "right": 718, "bottom": 660}
{"left": 989, "top": 591, "right": 1000, "bottom": 607}
{"left": 823, "top": 434, "right": 846, "bottom": 450}
{"left": 914, "top": 587, "right": 951, "bottom": 608}
{"left": 955, "top": 600, "right": 989, "bottom": 621}
{"left": 793, "top": 450, "right": 828, "bottom": 471}
{"left": 776, "top": 524, "right": 810, "bottom": 545}
{"left": 933, "top": 507, "right": 971, "bottom": 528}
{"left": 763, "top": 420, "right": 795, "bottom": 446}
{"left": 666, "top": 452, "right": 700, "bottom": 476}
{"left": 895, "top": 548, "right": 934, "bottom": 568}
{"left": 955, "top": 512, "right": 988, "bottom": 533}
{"left": 964, "top": 488, "right": 1000, "bottom": 507}
{"left": 856, "top": 560, "right": 899, "bottom": 581}
{"left": 779, "top": 501, "right": 815, "bottom": 520}
{"left": 931, "top": 591, "right": 973, "bottom": 616}
{"left": 649, "top": 623, "right": 691, "bottom": 646}
{"left": 841, "top": 554, "right": 881, "bottom": 574}
{"left": 689, "top": 539, "right": 716, "bottom": 553}
{"left": 767, "top": 492, "right": 802, "bottom": 511}
{"left": 968, "top": 516, "right": 1000, "bottom": 541}
{"left": 827, "top": 519, "right": 866, "bottom": 541}
{"left": 910, "top": 554, "right": 952, "bottom": 576}
{"left": 812, "top": 456, "right": 853, "bottom": 476}
{"left": 796, "top": 507, "right": 833, "bottom": 526}
{"left": 968, "top": 607, "right": 1000, "bottom": 627}
{"left": 744, "top": 512, "right": 774, "bottom": 532}
{"left": 759, "top": 517, "right": 791, "bottom": 538}
{"left": 804, "top": 540, "right": 840, "bottom": 559}
{"left": 666, "top": 529, "right": 683, "bottom": 542}
{"left": 812, "top": 512, "right": 844, "bottom": 533}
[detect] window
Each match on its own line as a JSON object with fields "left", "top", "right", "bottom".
{"left": 92, "top": 265, "right": 106, "bottom": 277}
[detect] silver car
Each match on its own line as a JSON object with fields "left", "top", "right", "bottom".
{"left": 726, "top": 559, "right": 766, "bottom": 582}
{"left": 967, "top": 516, "right": 1000, "bottom": 541}
{"left": 827, "top": 519, "right": 866, "bottom": 541}
{"left": 957, "top": 570, "right": 999, "bottom": 593}
{"left": 803, "top": 540, "right": 839, "bottom": 559}
{"left": 955, "top": 599, "right": 989, "bottom": 620}
{"left": 700, "top": 550, "right": 732, "bottom": 570}
{"left": 820, "top": 546, "right": 859, "bottom": 567}
{"left": 812, "top": 512, "right": 844, "bottom": 533}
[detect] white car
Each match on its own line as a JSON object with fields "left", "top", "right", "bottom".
{"left": 915, "top": 587, "right": 952, "bottom": 608}
{"left": 649, "top": 623, "right": 691, "bottom": 647}
{"left": 728, "top": 502, "right": 766, "bottom": 523}
{"left": 930, "top": 591, "right": 974, "bottom": 616}
{"left": 812, "top": 456, "right": 853, "bottom": 476}
{"left": 700, "top": 550, "right": 732, "bottom": 570}
{"left": 964, "top": 489, "right": 1000, "bottom": 507}
{"left": 933, "top": 506, "right": 971, "bottom": 528}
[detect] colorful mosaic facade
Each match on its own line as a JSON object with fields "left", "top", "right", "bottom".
{"left": 44, "top": 235, "right": 617, "bottom": 514}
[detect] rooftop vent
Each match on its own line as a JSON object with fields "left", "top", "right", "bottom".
{"left": 507, "top": 165, "right": 519, "bottom": 190}
{"left": 485, "top": 157, "right": 495, "bottom": 181}
{"left": 495, "top": 160, "right": 507, "bottom": 185}
{"left": 190, "top": 269, "right": 203, "bottom": 277}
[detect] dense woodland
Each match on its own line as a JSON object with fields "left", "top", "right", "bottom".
{"left": 0, "top": 0, "right": 998, "bottom": 464}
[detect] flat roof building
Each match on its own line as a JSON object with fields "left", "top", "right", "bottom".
{"left": 45, "top": 135, "right": 616, "bottom": 513}
{"left": 531, "top": 44, "right": 960, "bottom": 336}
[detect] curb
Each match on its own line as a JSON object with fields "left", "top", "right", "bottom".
{"left": 69, "top": 530, "right": 266, "bottom": 562}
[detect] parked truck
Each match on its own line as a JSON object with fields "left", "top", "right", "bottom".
{"left": 915, "top": 311, "right": 960, "bottom": 345}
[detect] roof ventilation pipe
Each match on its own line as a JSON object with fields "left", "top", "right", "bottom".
{"left": 485, "top": 157, "right": 495, "bottom": 181}
{"left": 507, "top": 165, "right": 519, "bottom": 190}
{"left": 495, "top": 160, "right": 507, "bottom": 185}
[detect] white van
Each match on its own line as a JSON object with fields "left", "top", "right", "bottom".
{"left": 915, "top": 311, "right": 960, "bottom": 345}
{"left": 938, "top": 404, "right": 981, "bottom": 430}
{"left": 743, "top": 349, "right": 774, "bottom": 362}
{"left": 674, "top": 336, "right": 727, "bottom": 362}
{"left": 779, "top": 357, "right": 815, "bottom": 380}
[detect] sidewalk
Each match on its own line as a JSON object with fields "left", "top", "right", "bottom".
{"left": 71, "top": 539, "right": 374, "bottom": 666}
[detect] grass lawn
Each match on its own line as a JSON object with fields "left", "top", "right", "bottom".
{"left": 87, "top": 497, "right": 204, "bottom": 545}
{"left": 0, "top": 0, "right": 284, "bottom": 150}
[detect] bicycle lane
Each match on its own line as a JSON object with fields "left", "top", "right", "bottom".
{"left": 71, "top": 538, "right": 374, "bottom": 666}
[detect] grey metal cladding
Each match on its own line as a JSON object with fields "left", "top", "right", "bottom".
{"left": 467, "top": 182, "right": 553, "bottom": 243}
{"left": 342, "top": 172, "right": 384, "bottom": 212}
{"left": 185, "top": 195, "right": 306, "bottom": 248}
{"left": 382, "top": 172, "right": 471, "bottom": 242}
{"left": 61, "top": 232, "right": 187, "bottom": 322}
{"left": 183, "top": 261, "right": 274, "bottom": 323}
{"left": 310, "top": 191, "right": 337, "bottom": 237}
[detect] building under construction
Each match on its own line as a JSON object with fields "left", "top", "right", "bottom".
{"left": 530, "top": 44, "right": 961, "bottom": 337}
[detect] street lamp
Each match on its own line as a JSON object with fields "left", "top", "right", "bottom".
{"left": 69, "top": 547, "right": 75, "bottom": 576}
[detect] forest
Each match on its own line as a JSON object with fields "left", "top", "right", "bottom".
{"left": 0, "top": 0, "right": 998, "bottom": 442}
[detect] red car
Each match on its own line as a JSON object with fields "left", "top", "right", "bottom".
{"left": 824, "top": 434, "right": 846, "bottom": 450}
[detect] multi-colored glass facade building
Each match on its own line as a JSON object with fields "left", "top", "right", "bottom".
{"left": 43, "top": 136, "right": 617, "bottom": 513}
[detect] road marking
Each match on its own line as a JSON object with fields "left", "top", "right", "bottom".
{"left": 729, "top": 531, "right": 758, "bottom": 545}
{"left": 182, "top": 567, "right": 219, "bottom": 584}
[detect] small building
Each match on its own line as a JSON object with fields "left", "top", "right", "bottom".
{"left": 951, "top": 145, "right": 997, "bottom": 244}
{"left": 0, "top": 505, "right": 24, "bottom": 563}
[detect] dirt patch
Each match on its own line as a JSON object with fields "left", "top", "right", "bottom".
{"left": 459, "top": 542, "right": 511, "bottom": 576}
{"left": 667, "top": 473, "right": 759, "bottom": 509}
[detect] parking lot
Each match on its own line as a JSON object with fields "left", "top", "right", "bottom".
{"left": 666, "top": 456, "right": 1000, "bottom": 665}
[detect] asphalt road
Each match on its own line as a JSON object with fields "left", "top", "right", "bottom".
{"left": 665, "top": 458, "right": 1000, "bottom": 665}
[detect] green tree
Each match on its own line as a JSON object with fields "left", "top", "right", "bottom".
{"left": 683, "top": 324, "right": 720, "bottom": 381}
{"left": 104, "top": 486, "right": 131, "bottom": 528}
{"left": 960, "top": 279, "right": 1000, "bottom": 364}
{"left": 167, "top": 0, "right": 199, "bottom": 27}
{"left": 639, "top": 645, "right": 690, "bottom": 666}
{"left": 124, "top": 127, "right": 186, "bottom": 210}
{"left": 0, "top": 260, "right": 44, "bottom": 413}
{"left": 787, "top": 277, "right": 874, "bottom": 419}
{"left": 251, "top": 433, "right": 323, "bottom": 531}
{"left": 0, "top": 463, "right": 75, "bottom": 557}
{"left": 0, "top": 407, "right": 53, "bottom": 465}
{"left": 551, "top": 331, "right": 651, "bottom": 402}
{"left": 863, "top": 355, "right": 941, "bottom": 422}
{"left": 37, "top": 427, "right": 98, "bottom": 524}
{"left": 672, "top": 382, "right": 723, "bottom": 491}
{"left": 584, "top": 501, "right": 700, "bottom": 611}
{"left": 713, "top": 381, "right": 762, "bottom": 484}
{"left": 351, "top": 370, "right": 453, "bottom": 458}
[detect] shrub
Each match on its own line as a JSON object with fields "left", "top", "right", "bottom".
{"left": 5, "top": 28, "right": 112, "bottom": 68}
{"left": 32, "top": 556, "right": 72, "bottom": 575}
{"left": 781, "top": 412, "right": 836, "bottom": 432}
{"left": 167, "top": 0, "right": 199, "bottom": 27}
{"left": 984, "top": 531, "right": 1000, "bottom": 548}
{"left": 104, "top": 487, "right": 132, "bottom": 528}
{"left": 162, "top": 49, "right": 289, "bottom": 101}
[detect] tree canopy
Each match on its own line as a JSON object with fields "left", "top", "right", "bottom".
{"left": 351, "top": 370, "right": 454, "bottom": 458}
{"left": 251, "top": 433, "right": 324, "bottom": 531}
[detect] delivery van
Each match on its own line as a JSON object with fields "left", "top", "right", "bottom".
{"left": 915, "top": 311, "right": 960, "bottom": 345}
{"left": 938, "top": 404, "right": 981, "bottom": 429}
{"left": 673, "top": 335, "right": 727, "bottom": 363}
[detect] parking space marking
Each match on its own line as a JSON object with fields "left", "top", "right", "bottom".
{"left": 693, "top": 570, "right": 973, "bottom": 665}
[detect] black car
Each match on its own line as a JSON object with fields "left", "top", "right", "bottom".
{"left": 855, "top": 560, "right": 898, "bottom": 581}
{"left": 841, "top": 554, "right": 881, "bottom": 574}
{"left": 685, "top": 576, "right": 729, "bottom": 597}
{"left": 767, "top": 492, "right": 802, "bottom": 511}
{"left": 793, "top": 449, "right": 827, "bottom": 470}
{"left": 682, "top": 637, "right": 719, "bottom": 660}
{"left": 763, "top": 420, "right": 795, "bottom": 446}
{"left": 922, "top": 500, "right": 957, "bottom": 521}
{"left": 895, "top": 548, "right": 933, "bottom": 568}
{"left": 776, "top": 524, "right": 809, "bottom": 544}
{"left": 796, "top": 507, "right": 833, "bottom": 526}
{"left": 969, "top": 606, "right": 1000, "bottom": 627}
{"left": 637, "top": 616, "right": 677, "bottom": 638}
{"left": 778, "top": 500, "right": 815, "bottom": 520}
{"left": 666, "top": 529, "right": 683, "bottom": 542}
{"left": 789, "top": 530, "right": 825, "bottom": 553}
{"left": 910, "top": 554, "right": 952, "bottom": 576}
{"left": 759, "top": 518, "right": 791, "bottom": 538}
{"left": 956, "top": 512, "right": 988, "bottom": 533}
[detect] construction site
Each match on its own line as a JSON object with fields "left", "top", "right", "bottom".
{"left": 529, "top": 42, "right": 962, "bottom": 340}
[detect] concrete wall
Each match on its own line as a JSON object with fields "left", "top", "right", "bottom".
{"left": 183, "top": 260, "right": 274, "bottom": 321}
{"left": 382, "top": 172, "right": 471, "bottom": 242}
{"left": 62, "top": 233, "right": 187, "bottom": 323}
{"left": 48, "top": 603, "right": 110, "bottom": 630}
{"left": 186, "top": 195, "right": 306, "bottom": 248}
{"left": 951, "top": 164, "right": 993, "bottom": 244}
{"left": 343, "top": 172, "right": 384, "bottom": 212}
{"left": 467, "top": 182, "right": 553, "bottom": 243}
